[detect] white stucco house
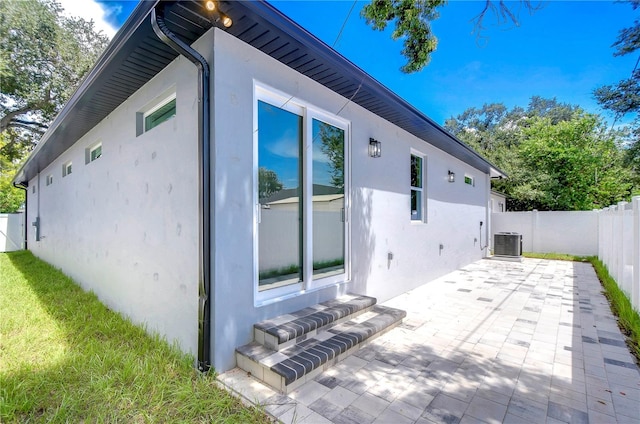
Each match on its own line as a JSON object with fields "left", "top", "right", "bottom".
{"left": 12, "top": 0, "right": 505, "bottom": 383}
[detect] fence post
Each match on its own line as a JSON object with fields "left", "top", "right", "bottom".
{"left": 633, "top": 196, "right": 640, "bottom": 312}
{"left": 531, "top": 209, "right": 538, "bottom": 253}
{"left": 618, "top": 202, "right": 627, "bottom": 293}
{"left": 602, "top": 207, "right": 611, "bottom": 273}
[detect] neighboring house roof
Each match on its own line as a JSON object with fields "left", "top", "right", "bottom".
{"left": 267, "top": 194, "right": 344, "bottom": 206}
{"left": 13, "top": 0, "right": 506, "bottom": 186}
{"left": 262, "top": 184, "right": 341, "bottom": 203}
{"left": 490, "top": 190, "right": 508, "bottom": 198}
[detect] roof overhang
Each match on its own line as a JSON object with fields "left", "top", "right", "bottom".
{"left": 13, "top": 0, "right": 506, "bottom": 185}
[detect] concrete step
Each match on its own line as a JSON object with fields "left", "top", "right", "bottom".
{"left": 253, "top": 294, "right": 377, "bottom": 351}
{"left": 236, "top": 304, "right": 406, "bottom": 393}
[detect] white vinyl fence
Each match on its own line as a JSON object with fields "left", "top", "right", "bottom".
{"left": 598, "top": 198, "right": 640, "bottom": 313}
{"left": 0, "top": 213, "right": 24, "bottom": 252}
{"left": 491, "top": 210, "right": 599, "bottom": 256}
{"left": 492, "top": 196, "right": 640, "bottom": 312}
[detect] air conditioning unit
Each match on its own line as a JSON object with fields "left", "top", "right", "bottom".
{"left": 494, "top": 232, "right": 522, "bottom": 257}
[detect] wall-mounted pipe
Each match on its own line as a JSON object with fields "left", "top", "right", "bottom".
{"left": 151, "top": 6, "right": 212, "bottom": 373}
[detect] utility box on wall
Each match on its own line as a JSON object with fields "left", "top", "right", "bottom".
{"left": 494, "top": 232, "right": 522, "bottom": 257}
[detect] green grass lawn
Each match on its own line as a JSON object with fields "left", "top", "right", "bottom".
{"left": 0, "top": 251, "right": 270, "bottom": 423}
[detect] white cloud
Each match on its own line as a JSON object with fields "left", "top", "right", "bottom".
{"left": 57, "top": 0, "right": 118, "bottom": 39}
{"left": 266, "top": 131, "right": 300, "bottom": 159}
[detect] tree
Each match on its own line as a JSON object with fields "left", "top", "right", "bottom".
{"left": 0, "top": 0, "right": 109, "bottom": 210}
{"left": 258, "top": 167, "right": 283, "bottom": 200}
{"left": 446, "top": 98, "right": 637, "bottom": 211}
{"left": 317, "top": 123, "right": 345, "bottom": 189}
{"left": 361, "top": 0, "right": 541, "bottom": 73}
{"left": 0, "top": 0, "right": 110, "bottom": 149}
{"left": 593, "top": 0, "right": 639, "bottom": 171}
{"left": 0, "top": 133, "right": 26, "bottom": 212}
{"left": 517, "top": 114, "right": 633, "bottom": 210}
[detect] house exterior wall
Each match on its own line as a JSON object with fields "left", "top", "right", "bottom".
{"left": 23, "top": 33, "right": 213, "bottom": 356}
{"left": 490, "top": 191, "right": 506, "bottom": 213}
{"left": 211, "top": 28, "right": 490, "bottom": 371}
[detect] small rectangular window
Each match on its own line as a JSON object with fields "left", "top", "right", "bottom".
{"left": 46, "top": 175, "right": 53, "bottom": 186}
{"left": 32, "top": 186, "right": 36, "bottom": 194}
{"left": 144, "top": 96, "right": 176, "bottom": 132}
{"left": 411, "top": 154, "right": 424, "bottom": 221}
{"left": 62, "top": 162, "right": 72, "bottom": 177}
{"left": 86, "top": 143, "right": 102, "bottom": 164}
{"left": 464, "top": 175, "right": 474, "bottom": 186}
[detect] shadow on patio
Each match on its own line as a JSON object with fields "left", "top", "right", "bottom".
{"left": 220, "top": 258, "right": 640, "bottom": 424}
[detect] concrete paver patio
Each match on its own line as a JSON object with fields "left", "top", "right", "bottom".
{"left": 218, "top": 258, "right": 640, "bottom": 423}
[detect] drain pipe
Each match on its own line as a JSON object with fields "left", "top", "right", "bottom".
{"left": 12, "top": 182, "right": 28, "bottom": 250}
{"left": 151, "top": 6, "right": 212, "bottom": 373}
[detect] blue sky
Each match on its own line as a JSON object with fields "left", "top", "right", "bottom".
{"left": 93, "top": 0, "right": 637, "bottom": 127}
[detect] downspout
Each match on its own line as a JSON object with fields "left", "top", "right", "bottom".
{"left": 12, "top": 182, "right": 28, "bottom": 250}
{"left": 151, "top": 6, "right": 212, "bottom": 373}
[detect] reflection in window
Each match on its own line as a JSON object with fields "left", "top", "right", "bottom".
{"left": 257, "top": 100, "right": 302, "bottom": 290}
{"left": 144, "top": 97, "right": 176, "bottom": 132}
{"left": 312, "top": 119, "right": 345, "bottom": 279}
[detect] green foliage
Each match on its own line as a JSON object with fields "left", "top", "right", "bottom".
{"left": 317, "top": 122, "right": 345, "bottom": 188}
{"left": 594, "top": 70, "right": 640, "bottom": 118}
{"left": 361, "top": 0, "right": 540, "bottom": 73}
{"left": 522, "top": 252, "right": 588, "bottom": 262}
{"left": 0, "top": 0, "right": 109, "bottom": 142}
{"left": 594, "top": 0, "right": 639, "bottom": 173}
{"left": 361, "top": 0, "right": 446, "bottom": 73}
{"left": 0, "top": 251, "right": 270, "bottom": 423}
{"left": 258, "top": 167, "right": 283, "bottom": 200}
{"left": 0, "top": 133, "right": 25, "bottom": 213}
{"left": 0, "top": 0, "right": 109, "bottom": 210}
{"left": 611, "top": 0, "right": 640, "bottom": 57}
{"left": 0, "top": 177, "right": 23, "bottom": 213}
{"left": 446, "top": 97, "right": 638, "bottom": 211}
{"left": 519, "top": 114, "right": 633, "bottom": 210}
{"left": 589, "top": 256, "right": 640, "bottom": 361}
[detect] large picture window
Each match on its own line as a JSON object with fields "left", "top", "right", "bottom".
{"left": 255, "top": 86, "right": 349, "bottom": 299}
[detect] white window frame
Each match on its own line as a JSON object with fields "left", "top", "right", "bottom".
{"left": 410, "top": 151, "right": 426, "bottom": 223}
{"left": 88, "top": 143, "right": 102, "bottom": 163}
{"left": 45, "top": 174, "right": 53, "bottom": 186}
{"left": 143, "top": 93, "right": 176, "bottom": 133}
{"left": 464, "top": 174, "right": 475, "bottom": 186}
{"left": 253, "top": 82, "right": 351, "bottom": 306}
{"left": 62, "top": 161, "right": 72, "bottom": 177}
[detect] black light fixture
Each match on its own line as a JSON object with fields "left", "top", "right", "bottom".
{"left": 369, "top": 138, "right": 381, "bottom": 158}
{"left": 448, "top": 170, "right": 455, "bottom": 182}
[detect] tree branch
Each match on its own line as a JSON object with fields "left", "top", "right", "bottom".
{"left": 12, "top": 119, "right": 48, "bottom": 129}
{"left": 7, "top": 122, "right": 46, "bottom": 135}
{"left": 0, "top": 106, "right": 36, "bottom": 133}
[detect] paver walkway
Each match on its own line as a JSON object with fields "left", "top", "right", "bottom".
{"left": 219, "top": 258, "right": 640, "bottom": 423}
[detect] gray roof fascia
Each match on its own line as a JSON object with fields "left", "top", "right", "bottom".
{"left": 13, "top": 0, "right": 506, "bottom": 185}
{"left": 12, "top": 0, "right": 160, "bottom": 185}
{"left": 235, "top": 1, "right": 506, "bottom": 178}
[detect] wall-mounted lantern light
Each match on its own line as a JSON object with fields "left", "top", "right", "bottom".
{"left": 369, "top": 138, "right": 381, "bottom": 158}
{"left": 448, "top": 170, "right": 455, "bottom": 182}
